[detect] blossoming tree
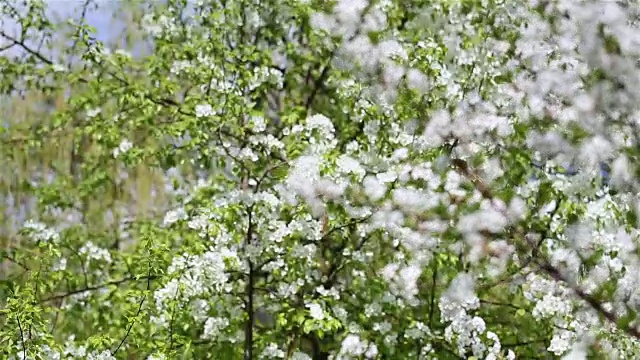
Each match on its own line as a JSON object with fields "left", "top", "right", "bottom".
{"left": 2, "top": 0, "right": 640, "bottom": 359}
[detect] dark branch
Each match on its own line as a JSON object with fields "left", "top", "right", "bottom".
{"left": 40, "top": 275, "right": 156, "bottom": 303}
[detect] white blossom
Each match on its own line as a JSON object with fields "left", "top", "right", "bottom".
{"left": 195, "top": 104, "right": 215, "bottom": 118}
{"left": 113, "top": 139, "right": 133, "bottom": 158}
{"left": 306, "top": 302, "right": 325, "bottom": 320}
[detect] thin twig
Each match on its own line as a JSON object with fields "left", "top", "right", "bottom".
{"left": 40, "top": 275, "right": 156, "bottom": 303}
{"left": 17, "top": 315, "right": 26, "bottom": 360}
{"left": 244, "top": 204, "right": 255, "bottom": 360}
{"left": 111, "top": 265, "right": 153, "bottom": 355}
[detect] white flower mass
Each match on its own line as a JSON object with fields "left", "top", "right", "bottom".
{"left": 5, "top": 0, "right": 640, "bottom": 358}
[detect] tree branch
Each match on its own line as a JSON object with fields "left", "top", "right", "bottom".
{"left": 40, "top": 275, "right": 156, "bottom": 303}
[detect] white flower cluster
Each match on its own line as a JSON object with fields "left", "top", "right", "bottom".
{"left": 79, "top": 241, "right": 112, "bottom": 264}
{"left": 439, "top": 274, "right": 500, "bottom": 357}
{"left": 11, "top": 336, "right": 119, "bottom": 360}
{"left": 112, "top": 139, "right": 133, "bottom": 158}
{"left": 195, "top": 103, "right": 215, "bottom": 118}
{"left": 162, "top": 206, "right": 187, "bottom": 227}
{"left": 335, "top": 334, "right": 378, "bottom": 359}
{"left": 202, "top": 316, "right": 230, "bottom": 340}
{"left": 22, "top": 219, "right": 59, "bottom": 242}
